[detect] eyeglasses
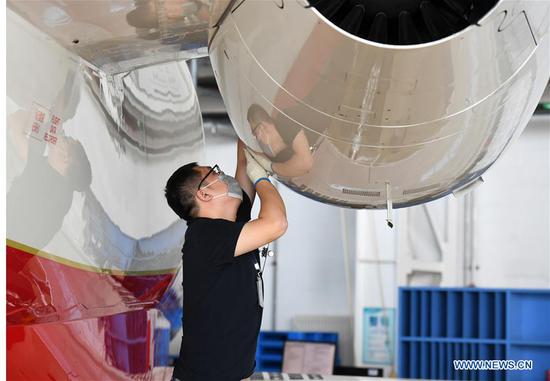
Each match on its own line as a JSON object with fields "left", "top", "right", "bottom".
{"left": 197, "top": 164, "right": 223, "bottom": 190}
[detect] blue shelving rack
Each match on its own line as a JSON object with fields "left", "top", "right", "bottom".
{"left": 255, "top": 331, "right": 340, "bottom": 372}
{"left": 398, "top": 287, "right": 550, "bottom": 380}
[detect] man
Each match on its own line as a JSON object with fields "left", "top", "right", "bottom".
{"left": 164, "top": 139, "right": 287, "bottom": 381}
{"left": 246, "top": 104, "right": 314, "bottom": 178}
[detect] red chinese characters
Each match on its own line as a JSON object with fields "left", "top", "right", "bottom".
{"left": 46, "top": 113, "right": 61, "bottom": 145}
{"left": 29, "top": 103, "right": 62, "bottom": 145}
{"left": 31, "top": 122, "right": 41, "bottom": 134}
{"left": 34, "top": 110, "right": 45, "bottom": 123}
{"left": 43, "top": 133, "right": 58, "bottom": 145}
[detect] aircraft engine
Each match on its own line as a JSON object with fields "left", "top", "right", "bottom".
{"left": 209, "top": 0, "right": 550, "bottom": 209}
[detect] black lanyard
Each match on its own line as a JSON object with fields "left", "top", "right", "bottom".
{"left": 255, "top": 246, "right": 269, "bottom": 277}
{"left": 255, "top": 246, "right": 270, "bottom": 308}
{"left": 259, "top": 246, "right": 269, "bottom": 275}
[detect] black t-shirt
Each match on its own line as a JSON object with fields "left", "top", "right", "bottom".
{"left": 173, "top": 191, "right": 263, "bottom": 381}
{"left": 270, "top": 109, "right": 315, "bottom": 163}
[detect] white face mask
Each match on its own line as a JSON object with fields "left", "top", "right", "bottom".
{"left": 201, "top": 173, "right": 243, "bottom": 201}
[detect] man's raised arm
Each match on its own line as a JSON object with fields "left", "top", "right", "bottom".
{"left": 234, "top": 150, "right": 287, "bottom": 256}
{"left": 235, "top": 138, "right": 256, "bottom": 203}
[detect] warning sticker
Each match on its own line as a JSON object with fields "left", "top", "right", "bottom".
{"left": 29, "top": 103, "right": 62, "bottom": 145}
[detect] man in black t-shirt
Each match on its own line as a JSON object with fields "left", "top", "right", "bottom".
{"left": 164, "top": 139, "right": 287, "bottom": 381}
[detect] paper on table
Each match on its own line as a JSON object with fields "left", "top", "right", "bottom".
{"left": 282, "top": 342, "right": 335, "bottom": 375}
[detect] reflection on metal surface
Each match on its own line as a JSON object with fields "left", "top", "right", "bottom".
{"left": 210, "top": 0, "right": 550, "bottom": 209}
{"left": 7, "top": 309, "right": 173, "bottom": 379}
{"left": 7, "top": 8, "right": 204, "bottom": 326}
{"left": 7, "top": 0, "right": 217, "bottom": 74}
{"left": 6, "top": 239, "right": 175, "bottom": 326}
{"left": 82, "top": 59, "right": 204, "bottom": 157}
{"left": 7, "top": 5, "right": 207, "bottom": 378}
{"left": 6, "top": 0, "right": 550, "bottom": 376}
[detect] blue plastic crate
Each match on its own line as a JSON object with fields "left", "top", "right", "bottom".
{"left": 255, "top": 330, "right": 340, "bottom": 372}
{"left": 398, "top": 287, "right": 550, "bottom": 380}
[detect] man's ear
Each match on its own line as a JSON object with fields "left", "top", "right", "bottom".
{"left": 196, "top": 189, "right": 212, "bottom": 202}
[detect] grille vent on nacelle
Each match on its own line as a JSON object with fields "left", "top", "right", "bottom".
{"left": 341, "top": 188, "right": 381, "bottom": 197}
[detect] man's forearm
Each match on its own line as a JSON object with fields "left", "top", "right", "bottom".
{"left": 237, "top": 139, "right": 247, "bottom": 165}
{"left": 255, "top": 180, "right": 286, "bottom": 223}
{"left": 237, "top": 139, "right": 256, "bottom": 202}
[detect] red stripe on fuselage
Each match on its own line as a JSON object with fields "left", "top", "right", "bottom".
{"left": 7, "top": 243, "right": 176, "bottom": 326}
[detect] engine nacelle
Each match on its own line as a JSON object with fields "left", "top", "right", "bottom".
{"left": 210, "top": 0, "right": 550, "bottom": 208}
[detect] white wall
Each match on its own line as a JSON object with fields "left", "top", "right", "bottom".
{"left": 473, "top": 115, "right": 550, "bottom": 287}
{"left": 271, "top": 187, "right": 356, "bottom": 331}
{"left": 351, "top": 114, "right": 550, "bottom": 371}
{"left": 354, "top": 209, "right": 398, "bottom": 370}
{"left": 382, "top": 114, "right": 550, "bottom": 291}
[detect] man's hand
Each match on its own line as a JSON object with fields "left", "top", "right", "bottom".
{"left": 246, "top": 149, "right": 273, "bottom": 173}
{"left": 244, "top": 149, "right": 271, "bottom": 184}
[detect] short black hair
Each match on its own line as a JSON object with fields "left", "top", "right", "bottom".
{"left": 164, "top": 162, "right": 201, "bottom": 221}
{"left": 247, "top": 104, "right": 273, "bottom": 125}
